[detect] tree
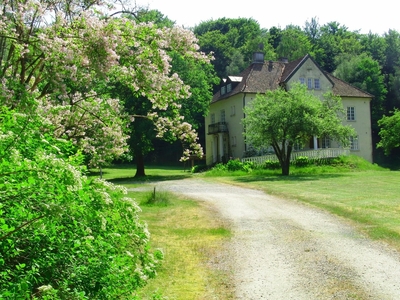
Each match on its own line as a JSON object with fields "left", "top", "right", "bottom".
{"left": 276, "top": 25, "right": 312, "bottom": 61}
{"left": 194, "top": 18, "right": 272, "bottom": 79}
{"left": 0, "top": 1, "right": 210, "bottom": 168}
{"left": 377, "top": 109, "right": 400, "bottom": 156}
{"left": 243, "top": 83, "right": 354, "bottom": 175}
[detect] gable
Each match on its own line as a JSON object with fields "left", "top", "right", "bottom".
{"left": 285, "top": 56, "right": 333, "bottom": 93}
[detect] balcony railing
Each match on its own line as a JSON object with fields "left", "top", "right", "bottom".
{"left": 208, "top": 122, "right": 229, "bottom": 135}
{"left": 241, "top": 148, "right": 350, "bottom": 165}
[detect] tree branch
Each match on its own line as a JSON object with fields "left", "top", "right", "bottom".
{"left": 0, "top": 215, "right": 45, "bottom": 241}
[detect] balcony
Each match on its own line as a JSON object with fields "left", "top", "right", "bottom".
{"left": 208, "top": 122, "right": 229, "bottom": 135}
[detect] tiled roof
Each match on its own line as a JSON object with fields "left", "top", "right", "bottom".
{"left": 325, "top": 73, "right": 373, "bottom": 98}
{"left": 211, "top": 54, "right": 372, "bottom": 103}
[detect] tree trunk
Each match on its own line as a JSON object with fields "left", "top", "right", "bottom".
{"left": 281, "top": 160, "right": 290, "bottom": 176}
{"left": 281, "top": 144, "right": 293, "bottom": 176}
{"left": 134, "top": 148, "right": 146, "bottom": 177}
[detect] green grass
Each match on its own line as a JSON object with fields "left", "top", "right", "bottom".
{"left": 135, "top": 191, "right": 233, "bottom": 299}
{"left": 89, "top": 164, "right": 191, "bottom": 187}
{"left": 205, "top": 156, "right": 400, "bottom": 251}
{"left": 96, "top": 159, "right": 400, "bottom": 298}
{"left": 96, "top": 165, "right": 233, "bottom": 299}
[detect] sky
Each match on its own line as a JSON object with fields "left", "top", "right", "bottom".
{"left": 134, "top": 0, "right": 398, "bottom": 35}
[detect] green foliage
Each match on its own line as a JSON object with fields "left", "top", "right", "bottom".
{"left": 293, "top": 156, "right": 311, "bottom": 167}
{"left": 191, "top": 164, "right": 208, "bottom": 173}
{"left": 142, "top": 189, "right": 171, "bottom": 207}
{"left": 276, "top": 25, "right": 313, "bottom": 61}
{"left": 208, "top": 160, "right": 256, "bottom": 174}
{"left": 377, "top": 109, "right": 400, "bottom": 155}
{"left": 0, "top": 109, "right": 161, "bottom": 298}
{"left": 264, "top": 160, "right": 281, "bottom": 170}
{"left": 334, "top": 53, "right": 387, "bottom": 130}
{"left": 243, "top": 83, "right": 355, "bottom": 175}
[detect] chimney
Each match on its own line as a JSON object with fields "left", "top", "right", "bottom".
{"left": 268, "top": 60, "right": 273, "bottom": 71}
{"left": 252, "top": 43, "right": 264, "bottom": 64}
{"left": 253, "top": 52, "right": 264, "bottom": 64}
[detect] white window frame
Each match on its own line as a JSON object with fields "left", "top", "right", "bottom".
{"left": 227, "top": 83, "right": 232, "bottom": 93}
{"left": 307, "top": 78, "right": 313, "bottom": 89}
{"left": 220, "top": 109, "right": 226, "bottom": 123}
{"left": 350, "top": 136, "right": 359, "bottom": 150}
{"left": 314, "top": 78, "right": 320, "bottom": 89}
{"left": 322, "top": 136, "right": 331, "bottom": 148}
{"left": 299, "top": 77, "right": 305, "bottom": 85}
{"left": 231, "top": 105, "right": 236, "bottom": 116}
{"left": 347, "top": 107, "right": 356, "bottom": 121}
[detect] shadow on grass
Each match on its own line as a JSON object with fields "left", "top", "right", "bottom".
{"left": 231, "top": 172, "right": 348, "bottom": 183}
{"left": 107, "top": 173, "right": 191, "bottom": 184}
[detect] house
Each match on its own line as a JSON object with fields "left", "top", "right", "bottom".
{"left": 205, "top": 53, "right": 373, "bottom": 165}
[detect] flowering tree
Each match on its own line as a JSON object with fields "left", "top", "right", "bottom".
{"left": 0, "top": 0, "right": 214, "bottom": 297}
{"left": 0, "top": 0, "right": 210, "bottom": 166}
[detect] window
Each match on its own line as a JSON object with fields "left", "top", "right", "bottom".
{"left": 347, "top": 107, "right": 355, "bottom": 121}
{"left": 349, "top": 136, "right": 359, "bottom": 150}
{"left": 322, "top": 136, "right": 331, "bottom": 148}
{"left": 231, "top": 105, "right": 236, "bottom": 116}
{"left": 227, "top": 83, "right": 232, "bottom": 93}
{"left": 314, "top": 78, "right": 320, "bottom": 89}
{"left": 307, "top": 78, "right": 312, "bottom": 89}
{"left": 220, "top": 86, "right": 226, "bottom": 95}
{"left": 211, "top": 113, "right": 215, "bottom": 124}
{"left": 293, "top": 141, "right": 303, "bottom": 151}
{"left": 299, "top": 77, "right": 305, "bottom": 85}
{"left": 220, "top": 110, "right": 225, "bottom": 123}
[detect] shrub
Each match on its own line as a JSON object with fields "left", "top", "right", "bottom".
{"left": 293, "top": 156, "right": 310, "bottom": 167}
{"left": 226, "top": 159, "right": 243, "bottom": 171}
{"left": 264, "top": 160, "right": 280, "bottom": 169}
{"left": 0, "top": 109, "right": 161, "bottom": 298}
{"left": 191, "top": 164, "right": 208, "bottom": 173}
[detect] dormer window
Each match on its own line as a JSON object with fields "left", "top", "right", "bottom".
{"left": 227, "top": 83, "right": 232, "bottom": 93}
{"left": 221, "top": 85, "right": 226, "bottom": 95}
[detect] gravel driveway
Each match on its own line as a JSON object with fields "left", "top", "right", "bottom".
{"left": 135, "top": 178, "right": 400, "bottom": 299}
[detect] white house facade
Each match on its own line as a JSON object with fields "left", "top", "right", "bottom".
{"left": 205, "top": 54, "right": 373, "bottom": 165}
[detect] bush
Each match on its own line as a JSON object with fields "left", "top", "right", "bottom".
{"left": 293, "top": 156, "right": 310, "bottom": 167}
{"left": 226, "top": 159, "right": 243, "bottom": 171}
{"left": 0, "top": 109, "right": 161, "bottom": 299}
{"left": 264, "top": 160, "right": 280, "bottom": 169}
{"left": 191, "top": 164, "right": 208, "bottom": 173}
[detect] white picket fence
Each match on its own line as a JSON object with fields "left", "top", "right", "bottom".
{"left": 241, "top": 148, "right": 350, "bottom": 165}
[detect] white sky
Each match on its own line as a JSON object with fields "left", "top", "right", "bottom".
{"left": 134, "top": 0, "right": 399, "bottom": 35}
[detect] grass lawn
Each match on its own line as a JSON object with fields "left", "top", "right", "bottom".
{"left": 90, "top": 165, "right": 234, "bottom": 299}
{"left": 95, "top": 157, "right": 400, "bottom": 298}
{"left": 204, "top": 158, "right": 400, "bottom": 252}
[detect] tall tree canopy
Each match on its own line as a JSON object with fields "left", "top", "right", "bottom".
{"left": 194, "top": 18, "right": 274, "bottom": 78}
{"left": 243, "top": 84, "right": 354, "bottom": 175}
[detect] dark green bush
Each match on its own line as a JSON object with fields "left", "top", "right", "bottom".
{"left": 293, "top": 156, "right": 310, "bottom": 167}
{"left": 264, "top": 160, "right": 280, "bottom": 169}
{"left": 191, "top": 164, "right": 208, "bottom": 173}
{"left": 226, "top": 159, "right": 243, "bottom": 171}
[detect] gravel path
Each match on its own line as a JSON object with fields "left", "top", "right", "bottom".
{"left": 132, "top": 178, "right": 400, "bottom": 299}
